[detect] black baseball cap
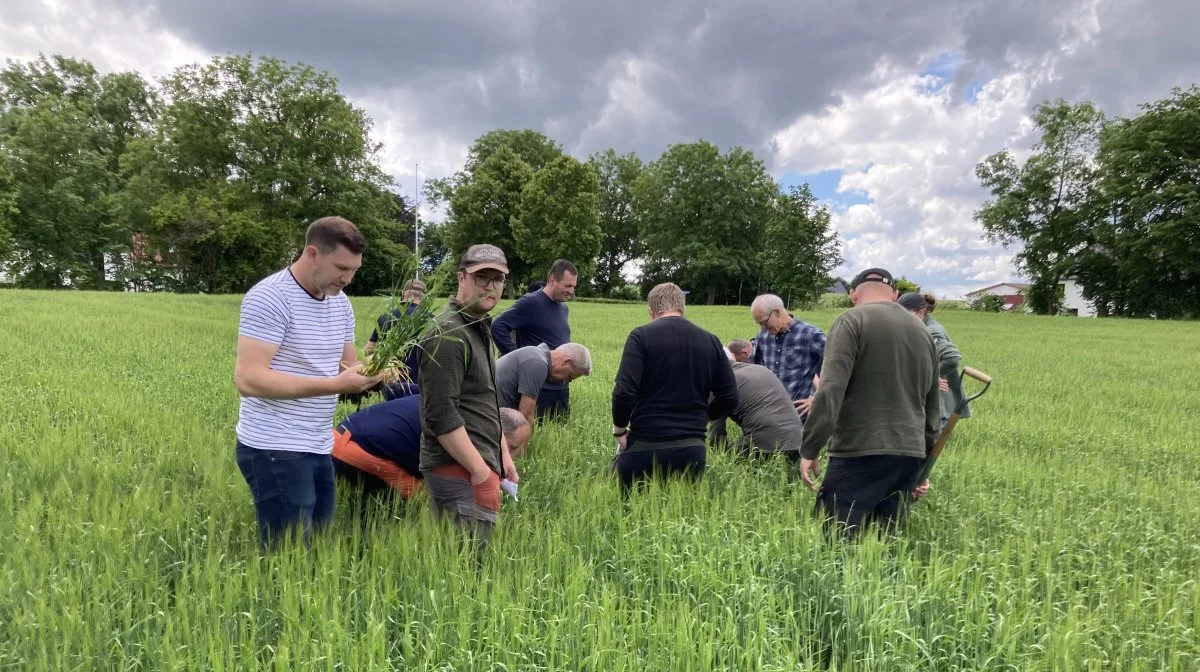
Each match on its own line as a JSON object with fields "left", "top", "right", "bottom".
{"left": 897, "top": 292, "right": 927, "bottom": 311}
{"left": 850, "top": 267, "right": 894, "bottom": 289}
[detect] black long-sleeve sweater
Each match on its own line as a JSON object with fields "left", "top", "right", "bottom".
{"left": 612, "top": 316, "right": 739, "bottom": 449}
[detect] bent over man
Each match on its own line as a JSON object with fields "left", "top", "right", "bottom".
{"left": 709, "top": 343, "right": 805, "bottom": 460}
{"left": 333, "top": 395, "right": 531, "bottom": 500}
{"left": 496, "top": 342, "right": 591, "bottom": 434}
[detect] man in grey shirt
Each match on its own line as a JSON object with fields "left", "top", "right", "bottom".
{"left": 495, "top": 342, "right": 591, "bottom": 441}
{"left": 709, "top": 339, "right": 804, "bottom": 460}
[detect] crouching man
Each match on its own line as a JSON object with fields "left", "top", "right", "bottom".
{"left": 333, "top": 394, "right": 531, "bottom": 500}
{"left": 496, "top": 342, "right": 592, "bottom": 437}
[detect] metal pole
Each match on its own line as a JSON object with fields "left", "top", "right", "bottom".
{"left": 414, "top": 162, "right": 420, "bottom": 279}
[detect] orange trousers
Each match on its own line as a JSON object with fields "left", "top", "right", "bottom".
{"left": 332, "top": 428, "right": 422, "bottom": 500}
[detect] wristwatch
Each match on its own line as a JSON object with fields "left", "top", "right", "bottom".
{"left": 612, "top": 426, "right": 629, "bottom": 437}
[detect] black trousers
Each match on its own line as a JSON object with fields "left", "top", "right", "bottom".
{"left": 814, "top": 454, "right": 924, "bottom": 540}
{"left": 535, "top": 386, "right": 570, "bottom": 421}
{"left": 614, "top": 444, "right": 706, "bottom": 493}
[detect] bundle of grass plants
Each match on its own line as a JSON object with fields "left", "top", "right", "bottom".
{"left": 357, "top": 258, "right": 456, "bottom": 389}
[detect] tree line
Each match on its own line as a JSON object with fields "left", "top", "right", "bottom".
{"left": 0, "top": 53, "right": 842, "bottom": 306}
{"left": 974, "top": 86, "right": 1200, "bottom": 319}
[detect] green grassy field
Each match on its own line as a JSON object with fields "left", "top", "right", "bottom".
{"left": 2, "top": 289, "right": 1198, "bottom": 671}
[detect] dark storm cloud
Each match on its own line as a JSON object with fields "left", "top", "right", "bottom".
{"left": 93, "top": 0, "right": 975, "bottom": 158}
{"left": 9, "top": 0, "right": 1198, "bottom": 165}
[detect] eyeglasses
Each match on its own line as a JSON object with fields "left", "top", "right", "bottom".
{"left": 470, "top": 273, "right": 506, "bottom": 289}
{"left": 756, "top": 309, "right": 776, "bottom": 328}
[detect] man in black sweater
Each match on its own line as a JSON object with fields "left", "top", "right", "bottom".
{"left": 491, "top": 259, "right": 577, "bottom": 420}
{"left": 611, "top": 282, "right": 739, "bottom": 492}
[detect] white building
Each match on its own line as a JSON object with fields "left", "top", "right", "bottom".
{"left": 1058, "top": 277, "right": 1096, "bottom": 317}
{"left": 963, "top": 282, "right": 1029, "bottom": 311}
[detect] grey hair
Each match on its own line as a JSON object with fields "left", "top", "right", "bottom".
{"left": 752, "top": 294, "right": 785, "bottom": 314}
{"left": 499, "top": 407, "right": 529, "bottom": 439}
{"left": 647, "top": 282, "right": 686, "bottom": 315}
{"left": 556, "top": 342, "right": 592, "bottom": 375}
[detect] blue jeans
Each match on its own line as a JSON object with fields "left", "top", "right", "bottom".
{"left": 235, "top": 441, "right": 335, "bottom": 549}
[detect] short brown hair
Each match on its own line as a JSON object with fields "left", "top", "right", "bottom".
{"left": 548, "top": 259, "right": 578, "bottom": 281}
{"left": 727, "top": 339, "right": 752, "bottom": 358}
{"left": 647, "top": 282, "right": 686, "bottom": 315}
{"left": 305, "top": 216, "right": 366, "bottom": 255}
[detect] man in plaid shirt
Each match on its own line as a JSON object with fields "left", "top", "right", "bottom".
{"left": 749, "top": 294, "right": 826, "bottom": 420}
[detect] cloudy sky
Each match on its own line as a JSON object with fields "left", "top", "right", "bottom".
{"left": 3, "top": 0, "right": 1197, "bottom": 296}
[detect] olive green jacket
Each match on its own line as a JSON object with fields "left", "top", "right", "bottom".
{"left": 925, "top": 316, "right": 971, "bottom": 421}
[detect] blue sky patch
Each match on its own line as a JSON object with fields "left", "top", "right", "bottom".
{"left": 779, "top": 169, "right": 870, "bottom": 212}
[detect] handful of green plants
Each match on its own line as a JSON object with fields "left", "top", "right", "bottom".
{"left": 357, "top": 259, "right": 454, "bottom": 390}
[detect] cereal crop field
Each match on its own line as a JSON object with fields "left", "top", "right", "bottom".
{"left": 1, "top": 290, "right": 1198, "bottom": 671}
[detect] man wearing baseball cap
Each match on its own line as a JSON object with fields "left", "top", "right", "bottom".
{"left": 366, "top": 277, "right": 430, "bottom": 399}
{"left": 799, "top": 267, "right": 942, "bottom": 540}
{"left": 417, "top": 244, "right": 519, "bottom": 551}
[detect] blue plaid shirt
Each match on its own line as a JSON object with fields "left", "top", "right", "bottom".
{"left": 751, "top": 318, "right": 826, "bottom": 401}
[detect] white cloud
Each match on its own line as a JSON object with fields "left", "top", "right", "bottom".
{"left": 771, "top": 58, "right": 1042, "bottom": 297}
{"left": 348, "top": 90, "right": 471, "bottom": 220}
{"left": 0, "top": 0, "right": 207, "bottom": 80}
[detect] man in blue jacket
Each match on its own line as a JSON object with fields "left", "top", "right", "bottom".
{"left": 491, "top": 259, "right": 578, "bottom": 420}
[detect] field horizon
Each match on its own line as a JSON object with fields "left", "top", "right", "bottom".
{"left": 2, "top": 288, "right": 1198, "bottom": 671}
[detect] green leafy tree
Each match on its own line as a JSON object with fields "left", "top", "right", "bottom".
{"left": 464, "top": 129, "right": 563, "bottom": 175}
{"left": 1092, "top": 86, "right": 1200, "bottom": 318}
{"left": 974, "top": 100, "right": 1107, "bottom": 314}
{"left": 588, "top": 149, "right": 644, "bottom": 297}
{"left": 760, "top": 184, "right": 842, "bottom": 307}
{"left": 439, "top": 129, "right": 600, "bottom": 291}
{"left": 970, "top": 294, "right": 1006, "bottom": 312}
{"left": 122, "top": 54, "right": 397, "bottom": 293}
{"left": 512, "top": 154, "right": 601, "bottom": 278}
{"left": 0, "top": 55, "right": 154, "bottom": 288}
{"left": 0, "top": 150, "right": 19, "bottom": 261}
{"left": 892, "top": 276, "right": 921, "bottom": 295}
{"left": 634, "top": 141, "right": 775, "bottom": 304}
{"left": 445, "top": 144, "right": 535, "bottom": 284}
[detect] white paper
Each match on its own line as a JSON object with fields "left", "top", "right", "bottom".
{"left": 500, "top": 479, "right": 519, "bottom": 502}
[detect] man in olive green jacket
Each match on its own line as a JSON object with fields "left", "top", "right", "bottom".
{"left": 800, "top": 269, "right": 941, "bottom": 539}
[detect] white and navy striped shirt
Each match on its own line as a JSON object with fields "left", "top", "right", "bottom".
{"left": 235, "top": 268, "right": 356, "bottom": 454}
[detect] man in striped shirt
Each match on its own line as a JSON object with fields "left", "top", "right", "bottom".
{"left": 233, "top": 216, "right": 384, "bottom": 549}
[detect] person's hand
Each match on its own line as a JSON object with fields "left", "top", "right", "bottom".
{"left": 469, "top": 465, "right": 493, "bottom": 486}
{"left": 502, "top": 453, "right": 519, "bottom": 484}
{"left": 911, "top": 479, "right": 931, "bottom": 500}
{"left": 799, "top": 457, "right": 821, "bottom": 491}
{"left": 616, "top": 433, "right": 628, "bottom": 452}
{"left": 334, "top": 362, "right": 385, "bottom": 394}
{"left": 938, "top": 378, "right": 950, "bottom": 392}
{"left": 794, "top": 396, "right": 814, "bottom": 415}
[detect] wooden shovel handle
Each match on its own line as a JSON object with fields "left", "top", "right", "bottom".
{"left": 962, "top": 366, "right": 992, "bottom": 384}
